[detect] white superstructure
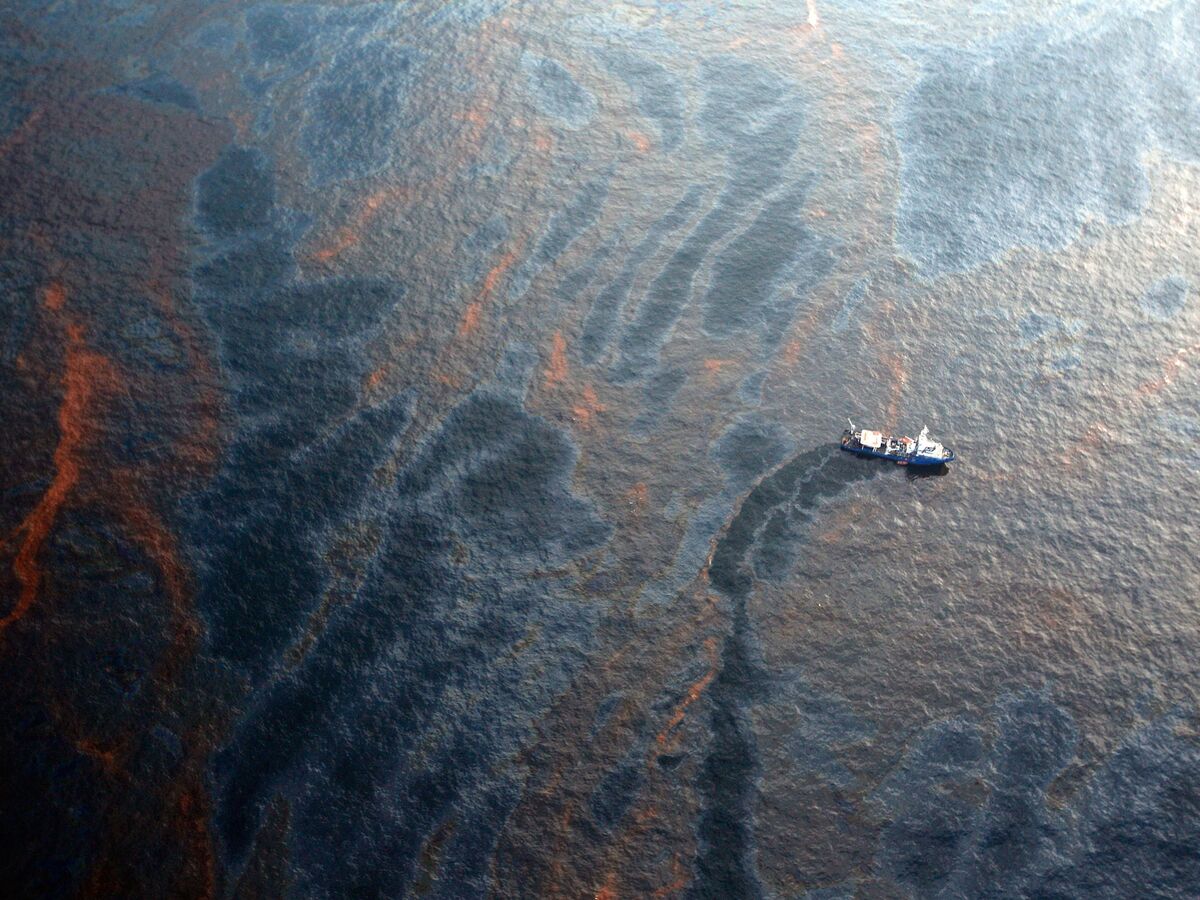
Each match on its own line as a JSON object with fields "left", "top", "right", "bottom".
{"left": 915, "top": 426, "right": 945, "bottom": 460}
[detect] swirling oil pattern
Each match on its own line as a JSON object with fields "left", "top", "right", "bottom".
{"left": 1, "top": 0, "right": 1198, "bottom": 897}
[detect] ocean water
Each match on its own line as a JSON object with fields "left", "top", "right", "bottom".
{"left": 1, "top": 1, "right": 1198, "bottom": 897}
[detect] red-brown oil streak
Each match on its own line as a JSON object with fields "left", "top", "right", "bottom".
{"left": 4, "top": 276, "right": 218, "bottom": 895}
{"left": 0, "top": 107, "right": 44, "bottom": 161}
{"left": 651, "top": 855, "right": 692, "bottom": 897}
{"left": 624, "top": 482, "right": 650, "bottom": 513}
{"left": 306, "top": 76, "right": 502, "bottom": 267}
{"left": 571, "top": 385, "right": 606, "bottom": 427}
{"left": 589, "top": 444, "right": 851, "bottom": 891}
{"left": 457, "top": 239, "right": 526, "bottom": 338}
{"left": 701, "top": 358, "right": 737, "bottom": 381}
{"left": 770, "top": 15, "right": 897, "bottom": 376}
{"left": 144, "top": 254, "right": 225, "bottom": 477}
{"left": 817, "top": 499, "right": 864, "bottom": 546}
{"left": 554, "top": 30, "right": 885, "bottom": 888}
{"left": 1137, "top": 341, "right": 1200, "bottom": 397}
{"left": 1056, "top": 341, "right": 1200, "bottom": 470}
{"left": 43, "top": 279, "right": 67, "bottom": 311}
{"left": 882, "top": 350, "right": 908, "bottom": 431}
{"left": 655, "top": 635, "right": 720, "bottom": 752}
{"left": 309, "top": 184, "right": 416, "bottom": 264}
{"left": 584, "top": 632, "right": 721, "bottom": 896}
{"left": 509, "top": 585, "right": 723, "bottom": 896}
{"left": 544, "top": 330, "right": 569, "bottom": 388}
{"left": 627, "top": 130, "right": 653, "bottom": 154}
{"left": 129, "top": 267, "right": 225, "bottom": 900}
{"left": 1, "top": 288, "right": 114, "bottom": 638}
{"left": 0, "top": 74, "right": 233, "bottom": 895}
{"left": 595, "top": 634, "right": 719, "bottom": 893}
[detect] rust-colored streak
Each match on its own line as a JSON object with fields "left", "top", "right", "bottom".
{"left": 1, "top": 321, "right": 114, "bottom": 638}
{"left": 652, "top": 855, "right": 691, "bottom": 897}
{"left": 1137, "top": 342, "right": 1200, "bottom": 397}
{"left": 42, "top": 280, "right": 67, "bottom": 311}
{"left": 76, "top": 737, "right": 121, "bottom": 777}
{"left": 309, "top": 79, "right": 502, "bottom": 268}
{"left": 413, "top": 818, "right": 457, "bottom": 896}
{"left": 1060, "top": 421, "right": 1111, "bottom": 466}
{"left": 882, "top": 350, "right": 907, "bottom": 431}
{"left": 702, "top": 358, "right": 735, "bottom": 380}
{"left": 817, "top": 500, "right": 863, "bottom": 545}
{"left": 571, "top": 385, "right": 606, "bottom": 427}
{"left": 457, "top": 241, "right": 524, "bottom": 338}
{"left": 144, "top": 275, "right": 223, "bottom": 477}
{"left": 480, "top": 244, "right": 522, "bottom": 298}
{"left": 454, "top": 99, "right": 493, "bottom": 156}
{"left": 118, "top": 501, "right": 199, "bottom": 663}
{"left": 176, "top": 787, "right": 218, "bottom": 900}
{"left": 433, "top": 369, "right": 465, "bottom": 389}
{"left": 365, "top": 364, "right": 389, "bottom": 392}
{"left": 0, "top": 79, "right": 231, "bottom": 897}
{"left": 229, "top": 111, "right": 252, "bottom": 142}
{"left": 310, "top": 228, "right": 360, "bottom": 265}
{"left": 1058, "top": 342, "right": 1199, "bottom": 469}
{"left": 627, "top": 130, "right": 652, "bottom": 153}
{"left": 496, "top": 583, "right": 724, "bottom": 894}
{"left": 780, "top": 336, "right": 805, "bottom": 368}
{"left": 458, "top": 301, "right": 484, "bottom": 338}
{"left": 780, "top": 302, "right": 825, "bottom": 369}
{"left": 309, "top": 185, "right": 413, "bottom": 265}
{"left": 0, "top": 107, "right": 43, "bottom": 160}
{"left": 624, "top": 482, "right": 649, "bottom": 513}
{"left": 655, "top": 636, "right": 720, "bottom": 751}
{"left": 544, "top": 331, "right": 568, "bottom": 388}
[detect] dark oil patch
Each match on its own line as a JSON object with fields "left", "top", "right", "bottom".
{"left": 693, "top": 448, "right": 878, "bottom": 897}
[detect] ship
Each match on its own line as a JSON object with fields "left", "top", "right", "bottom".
{"left": 840, "top": 420, "right": 955, "bottom": 466}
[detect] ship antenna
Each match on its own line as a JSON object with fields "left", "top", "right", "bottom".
{"left": 847, "top": 417, "right": 855, "bottom": 431}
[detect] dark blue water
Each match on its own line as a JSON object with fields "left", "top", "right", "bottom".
{"left": 1, "top": 1, "right": 1198, "bottom": 896}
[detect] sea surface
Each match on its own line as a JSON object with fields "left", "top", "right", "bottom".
{"left": 1, "top": 1, "right": 1198, "bottom": 897}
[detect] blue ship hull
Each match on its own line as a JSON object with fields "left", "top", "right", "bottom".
{"left": 841, "top": 426, "right": 954, "bottom": 465}
{"left": 840, "top": 445, "right": 954, "bottom": 466}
